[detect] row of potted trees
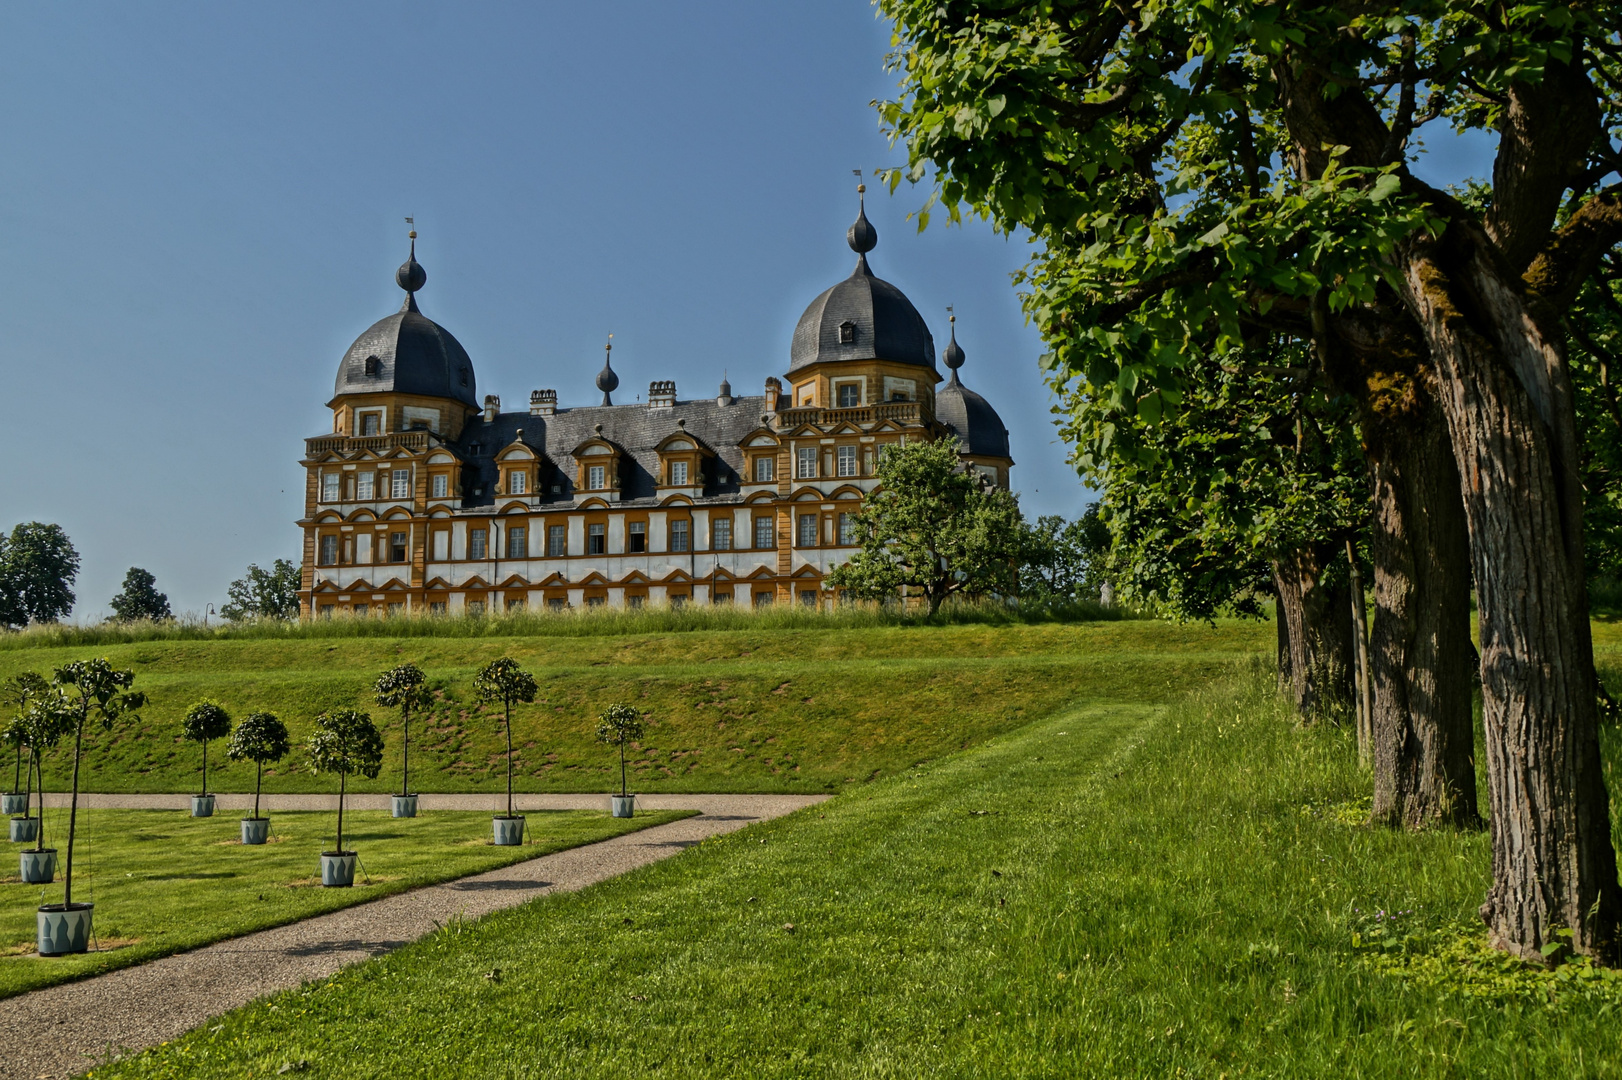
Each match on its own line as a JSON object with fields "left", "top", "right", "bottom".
{"left": 4, "top": 658, "right": 650, "bottom": 952}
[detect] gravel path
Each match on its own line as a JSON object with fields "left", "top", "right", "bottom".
{"left": 0, "top": 793, "right": 827, "bottom": 1080}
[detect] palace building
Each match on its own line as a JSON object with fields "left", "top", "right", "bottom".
{"left": 297, "top": 191, "right": 1013, "bottom": 617}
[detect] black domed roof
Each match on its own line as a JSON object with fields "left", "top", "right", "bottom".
{"left": 934, "top": 328, "right": 1010, "bottom": 459}
{"left": 333, "top": 245, "right": 477, "bottom": 409}
{"left": 789, "top": 197, "right": 936, "bottom": 375}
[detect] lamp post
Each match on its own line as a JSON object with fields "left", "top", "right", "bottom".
{"left": 204, "top": 604, "right": 215, "bottom": 628}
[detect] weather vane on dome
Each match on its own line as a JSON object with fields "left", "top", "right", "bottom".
{"left": 852, "top": 168, "right": 864, "bottom": 195}
{"left": 405, "top": 215, "right": 416, "bottom": 239}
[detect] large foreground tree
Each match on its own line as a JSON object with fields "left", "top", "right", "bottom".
{"left": 877, "top": 1, "right": 1621, "bottom": 961}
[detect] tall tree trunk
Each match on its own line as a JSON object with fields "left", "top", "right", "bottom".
{"left": 1399, "top": 222, "right": 1619, "bottom": 962}
{"left": 1364, "top": 407, "right": 1480, "bottom": 829}
{"left": 1346, "top": 541, "right": 1372, "bottom": 765}
{"left": 1272, "top": 546, "right": 1355, "bottom": 722}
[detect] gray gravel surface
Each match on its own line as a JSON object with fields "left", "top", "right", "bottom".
{"left": 0, "top": 793, "right": 827, "bottom": 1079}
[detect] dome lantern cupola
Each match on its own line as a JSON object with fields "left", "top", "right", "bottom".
{"left": 934, "top": 313, "right": 1011, "bottom": 460}
{"left": 333, "top": 233, "right": 477, "bottom": 409}
{"left": 788, "top": 183, "right": 936, "bottom": 376}
{"left": 596, "top": 336, "right": 620, "bottom": 405}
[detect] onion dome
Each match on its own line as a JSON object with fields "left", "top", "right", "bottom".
{"left": 934, "top": 317, "right": 1010, "bottom": 459}
{"left": 789, "top": 185, "right": 936, "bottom": 375}
{"left": 596, "top": 337, "right": 620, "bottom": 405}
{"left": 335, "top": 234, "right": 476, "bottom": 408}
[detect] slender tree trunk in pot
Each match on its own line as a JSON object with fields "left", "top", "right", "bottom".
{"left": 337, "top": 771, "right": 346, "bottom": 854}
{"left": 31, "top": 753, "right": 42, "bottom": 851}
{"left": 1400, "top": 222, "right": 1619, "bottom": 961}
{"left": 254, "top": 761, "right": 263, "bottom": 821}
{"left": 1364, "top": 409, "right": 1480, "bottom": 829}
{"left": 202, "top": 740, "right": 207, "bottom": 796}
{"left": 402, "top": 704, "right": 410, "bottom": 798}
{"left": 504, "top": 699, "right": 513, "bottom": 819}
{"left": 63, "top": 710, "right": 85, "bottom": 908}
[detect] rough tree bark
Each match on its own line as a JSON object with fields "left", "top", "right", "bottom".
{"left": 1400, "top": 219, "right": 1619, "bottom": 962}
{"left": 1272, "top": 545, "right": 1355, "bottom": 722}
{"left": 1364, "top": 403, "right": 1480, "bottom": 829}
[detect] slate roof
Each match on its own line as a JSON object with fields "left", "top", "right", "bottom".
{"left": 448, "top": 395, "right": 772, "bottom": 507}
{"left": 935, "top": 371, "right": 1011, "bottom": 460}
{"left": 335, "top": 296, "right": 480, "bottom": 410}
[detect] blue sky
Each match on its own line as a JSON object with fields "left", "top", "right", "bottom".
{"left": 0, "top": 3, "right": 1496, "bottom": 619}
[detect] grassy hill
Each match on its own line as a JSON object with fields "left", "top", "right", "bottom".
{"left": 0, "top": 617, "right": 1273, "bottom": 796}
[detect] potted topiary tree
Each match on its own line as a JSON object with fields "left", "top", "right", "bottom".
{"left": 1, "top": 674, "right": 47, "bottom": 816}
{"left": 227, "top": 711, "right": 290, "bottom": 845}
{"left": 181, "top": 700, "right": 232, "bottom": 818}
{"left": 37, "top": 659, "right": 143, "bottom": 957}
{"left": 306, "top": 708, "right": 384, "bottom": 887}
{"left": 374, "top": 663, "right": 431, "bottom": 819}
{"left": 473, "top": 657, "right": 537, "bottom": 845}
{"left": 16, "top": 693, "right": 72, "bottom": 882}
{"left": 596, "top": 704, "right": 646, "bottom": 818}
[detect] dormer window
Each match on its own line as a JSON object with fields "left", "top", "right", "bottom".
{"left": 459, "top": 368, "right": 470, "bottom": 387}
{"left": 838, "top": 320, "right": 856, "bottom": 344}
{"left": 363, "top": 355, "right": 381, "bottom": 377}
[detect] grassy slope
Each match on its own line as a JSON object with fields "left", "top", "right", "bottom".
{"left": 0, "top": 808, "right": 688, "bottom": 1000}
{"left": 95, "top": 674, "right": 1622, "bottom": 1080}
{"left": 0, "top": 621, "right": 1268, "bottom": 796}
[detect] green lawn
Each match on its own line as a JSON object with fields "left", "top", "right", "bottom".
{"left": 0, "top": 807, "right": 688, "bottom": 999}
{"left": 0, "top": 620, "right": 1271, "bottom": 796}
{"left": 86, "top": 670, "right": 1622, "bottom": 1079}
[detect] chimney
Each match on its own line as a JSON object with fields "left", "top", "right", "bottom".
{"left": 648, "top": 380, "right": 676, "bottom": 408}
{"left": 529, "top": 389, "right": 557, "bottom": 416}
{"left": 483, "top": 394, "right": 501, "bottom": 422}
{"left": 764, "top": 377, "right": 783, "bottom": 413}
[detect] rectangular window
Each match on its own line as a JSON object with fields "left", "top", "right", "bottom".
{"left": 387, "top": 602, "right": 404, "bottom": 617}
{"left": 470, "top": 529, "right": 488, "bottom": 560}
{"left": 627, "top": 594, "right": 644, "bottom": 609}
{"left": 548, "top": 524, "right": 567, "bottom": 557}
{"left": 754, "top": 591, "right": 773, "bottom": 607}
{"left": 509, "top": 471, "right": 526, "bottom": 495}
{"left": 357, "top": 472, "right": 375, "bottom": 500}
{"left": 628, "top": 521, "right": 647, "bottom": 553}
{"left": 319, "top": 535, "right": 338, "bottom": 566}
{"left": 390, "top": 532, "right": 407, "bottom": 562}
{"left": 506, "top": 598, "right": 525, "bottom": 612}
{"left": 322, "top": 473, "right": 340, "bottom": 502}
{"left": 670, "top": 519, "right": 690, "bottom": 552}
{"left": 586, "top": 595, "right": 605, "bottom": 608}
{"left": 392, "top": 469, "right": 411, "bottom": 499}
{"left": 670, "top": 593, "right": 687, "bottom": 608}
{"left": 713, "top": 591, "right": 732, "bottom": 605}
{"left": 318, "top": 604, "right": 335, "bottom": 619}
{"left": 837, "top": 446, "right": 857, "bottom": 477}
{"left": 431, "top": 473, "right": 449, "bottom": 499}
{"left": 669, "top": 461, "right": 688, "bottom": 486}
{"left": 798, "top": 513, "right": 817, "bottom": 548}
{"left": 360, "top": 412, "right": 380, "bottom": 436}
{"left": 838, "top": 383, "right": 860, "bottom": 408}
{"left": 799, "top": 589, "right": 819, "bottom": 607}
{"left": 838, "top": 513, "right": 857, "bottom": 546}
{"left": 467, "top": 600, "right": 486, "bottom": 616}
{"left": 711, "top": 518, "right": 731, "bottom": 551}
{"left": 755, "top": 516, "right": 774, "bottom": 550}
{"left": 588, "top": 523, "right": 606, "bottom": 555}
{"left": 548, "top": 597, "right": 567, "bottom": 611}
{"left": 754, "top": 456, "right": 774, "bottom": 483}
{"left": 587, "top": 465, "right": 606, "bottom": 490}
{"left": 506, "top": 526, "right": 526, "bottom": 559}
{"left": 353, "top": 603, "right": 369, "bottom": 618}
{"left": 797, "top": 447, "right": 817, "bottom": 479}
{"left": 429, "top": 601, "right": 447, "bottom": 615}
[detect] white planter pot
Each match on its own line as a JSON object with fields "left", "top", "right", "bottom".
{"left": 37, "top": 902, "right": 92, "bottom": 956}
{"left": 191, "top": 795, "right": 216, "bottom": 818}
{"left": 241, "top": 818, "right": 271, "bottom": 845}
{"left": 320, "top": 851, "right": 357, "bottom": 887}
{"left": 391, "top": 795, "right": 419, "bottom": 819}
{"left": 611, "top": 795, "right": 636, "bottom": 819}
{"left": 1, "top": 792, "right": 26, "bottom": 816}
{"left": 10, "top": 816, "right": 39, "bottom": 844}
{"left": 492, "top": 816, "right": 525, "bottom": 846}
{"left": 19, "top": 847, "right": 56, "bottom": 884}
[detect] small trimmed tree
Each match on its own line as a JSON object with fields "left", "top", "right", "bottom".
{"left": 374, "top": 664, "right": 431, "bottom": 799}
{"left": 182, "top": 700, "right": 233, "bottom": 797}
{"left": 18, "top": 693, "right": 73, "bottom": 854}
{"left": 227, "top": 712, "right": 291, "bottom": 822}
{"left": 108, "top": 568, "right": 171, "bottom": 622}
{"left": 595, "top": 704, "right": 645, "bottom": 798}
{"left": 305, "top": 709, "right": 383, "bottom": 856}
{"left": 49, "top": 659, "right": 144, "bottom": 907}
{"left": 1, "top": 673, "right": 49, "bottom": 796}
{"left": 473, "top": 658, "right": 537, "bottom": 820}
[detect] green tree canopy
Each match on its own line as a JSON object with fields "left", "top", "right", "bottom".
{"left": 1019, "top": 506, "right": 1110, "bottom": 604}
{"left": 475, "top": 658, "right": 538, "bottom": 819}
{"left": 108, "top": 567, "right": 171, "bottom": 622}
{"left": 220, "top": 559, "right": 302, "bottom": 622}
{"left": 227, "top": 712, "right": 291, "bottom": 766}
{"left": 827, "top": 438, "right": 1024, "bottom": 614}
{"left": 596, "top": 703, "right": 646, "bottom": 798}
{"left": 181, "top": 700, "right": 233, "bottom": 745}
{"left": 305, "top": 710, "right": 384, "bottom": 781}
{"left": 0, "top": 522, "right": 80, "bottom": 628}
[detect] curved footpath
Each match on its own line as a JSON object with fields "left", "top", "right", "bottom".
{"left": 0, "top": 793, "right": 827, "bottom": 1080}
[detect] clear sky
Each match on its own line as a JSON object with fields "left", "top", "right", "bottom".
{"left": 0, "top": 3, "right": 1495, "bottom": 620}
